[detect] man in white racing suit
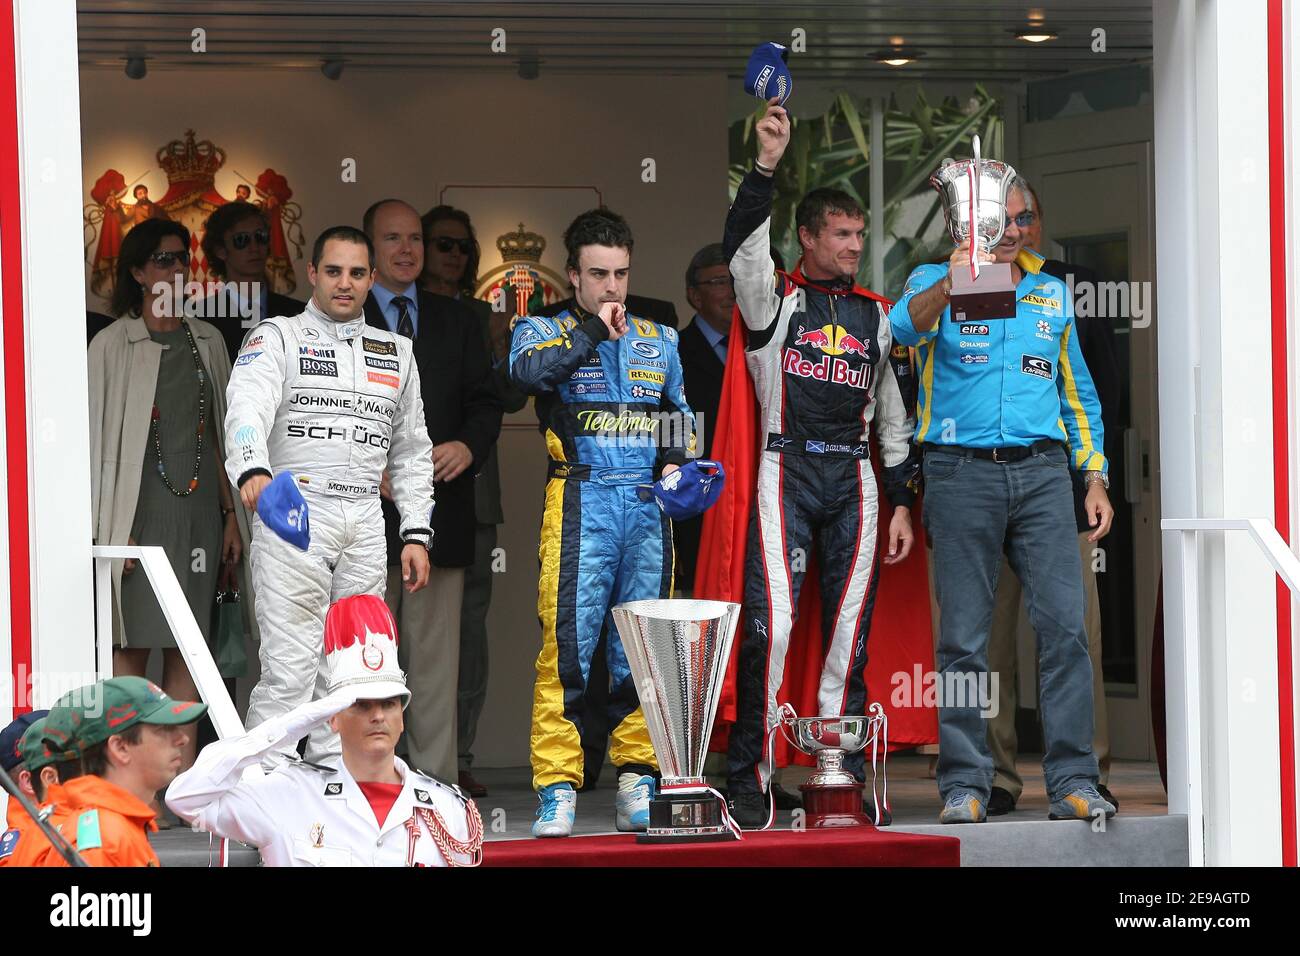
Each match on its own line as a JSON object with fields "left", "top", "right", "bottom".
{"left": 226, "top": 225, "right": 435, "bottom": 760}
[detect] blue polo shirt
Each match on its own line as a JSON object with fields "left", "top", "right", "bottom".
{"left": 890, "top": 248, "right": 1106, "bottom": 472}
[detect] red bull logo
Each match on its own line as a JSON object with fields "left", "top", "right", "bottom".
{"left": 782, "top": 348, "right": 872, "bottom": 390}
{"left": 792, "top": 324, "right": 872, "bottom": 359}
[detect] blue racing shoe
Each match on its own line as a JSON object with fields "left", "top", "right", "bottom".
{"left": 615, "top": 773, "right": 654, "bottom": 832}
{"left": 532, "top": 783, "right": 577, "bottom": 838}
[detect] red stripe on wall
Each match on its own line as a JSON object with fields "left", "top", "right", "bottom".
{"left": 0, "top": 2, "right": 31, "bottom": 717}
{"left": 1268, "top": 0, "right": 1297, "bottom": 868}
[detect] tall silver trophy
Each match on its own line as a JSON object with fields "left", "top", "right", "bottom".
{"left": 611, "top": 598, "right": 742, "bottom": 843}
{"left": 930, "top": 135, "right": 1019, "bottom": 322}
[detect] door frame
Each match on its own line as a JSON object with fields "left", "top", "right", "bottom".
{"left": 1029, "top": 141, "right": 1159, "bottom": 760}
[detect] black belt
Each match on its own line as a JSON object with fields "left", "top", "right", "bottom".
{"left": 765, "top": 433, "right": 870, "bottom": 459}
{"left": 921, "top": 438, "right": 1062, "bottom": 463}
{"left": 546, "top": 460, "right": 655, "bottom": 484}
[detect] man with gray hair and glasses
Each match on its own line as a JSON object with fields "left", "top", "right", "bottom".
{"left": 892, "top": 173, "right": 1116, "bottom": 825}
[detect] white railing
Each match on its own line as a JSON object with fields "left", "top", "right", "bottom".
{"left": 1161, "top": 517, "right": 1300, "bottom": 868}
{"left": 91, "top": 545, "right": 243, "bottom": 739}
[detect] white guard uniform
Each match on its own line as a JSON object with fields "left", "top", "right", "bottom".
{"left": 167, "top": 694, "right": 477, "bottom": 867}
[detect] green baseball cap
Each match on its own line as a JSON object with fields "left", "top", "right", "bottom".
{"left": 20, "top": 717, "right": 60, "bottom": 773}
{"left": 42, "top": 693, "right": 95, "bottom": 762}
{"left": 71, "top": 676, "right": 207, "bottom": 748}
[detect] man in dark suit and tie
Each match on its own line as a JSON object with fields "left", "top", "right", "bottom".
{"left": 673, "top": 243, "right": 735, "bottom": 592}
{"left": 200, "top": 201, "right": 305, "bottom": 360}
{"left": 362, "top": 198, "right": 503, "bottom": 784}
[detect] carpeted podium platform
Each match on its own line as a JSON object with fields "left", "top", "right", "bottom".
{"left": 481, "top": 827, "right": 960, "bottom": 867}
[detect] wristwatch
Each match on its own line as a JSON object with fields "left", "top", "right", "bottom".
{"left": 1084, "top": 471, "right": 1109, "bottom": 490}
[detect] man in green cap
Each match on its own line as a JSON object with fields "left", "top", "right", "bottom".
{"left": 51, "top": 677, "right": 206, "bottom": 867}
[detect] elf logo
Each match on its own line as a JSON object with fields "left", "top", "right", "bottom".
{"left": 959, "top": 324, "right": 990, "bottom": 335}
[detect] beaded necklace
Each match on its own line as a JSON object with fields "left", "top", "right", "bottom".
{"left": 150, "top": 319, "right": 207, "bottom": 496}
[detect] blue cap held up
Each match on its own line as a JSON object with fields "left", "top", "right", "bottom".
{"left": 745, "top": 42, "right": 793, "bottom": 107}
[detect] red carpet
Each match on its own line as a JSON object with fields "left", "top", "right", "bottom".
{"left": 483, "top": 828, "right": 959, "bottom": 867}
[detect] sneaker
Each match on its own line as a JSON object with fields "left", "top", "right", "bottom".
{"left": 939, "top": 789, "right": 987, "bottom": 824}
{"left": 615, "top": 773, "right": 654, "bottom": 832}
{"left": 1049, "top": 786, "right": 1117, "bottom": 821}
{"left": 1096, "top": 783, "right": 1120, "bottom": 812}
{"left": 727, "top": 789, "right": 767, "bottom": 829}
{"left": 532, "top": 783, "right": 577, "bottom": 838}
{"left": 987, "top": 786, "right": 1017, "bottom": 816}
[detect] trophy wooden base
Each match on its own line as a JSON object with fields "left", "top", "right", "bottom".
{"left": 639, "top": 793, "right": 737, "bottom": 843}
{"left": 949, "top": 260, "right": 1017, "bottom": 322}
{"left": 800, "top": 782, "right": 876, "bottom": 828}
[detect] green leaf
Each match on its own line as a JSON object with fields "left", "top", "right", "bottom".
{"left": 838, "top": 91, "right": 871, "bottom": 163}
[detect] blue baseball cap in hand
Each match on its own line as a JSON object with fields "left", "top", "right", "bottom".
{"left": 652, "top": 461, "right": 726, "bottom": 520}
{"left": 257, "top": 472, "right": 310, "bottom": 551}
{"left": 745, "top": 42, "right": 792, "bottom": 107}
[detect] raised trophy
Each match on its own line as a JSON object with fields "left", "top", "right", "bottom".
{"left": 930, "top": 135, "right": 1019, "bottom": 322}
{"left": 611, "top": 598, "right": 742, "bottom": 843}
{"left": 778, "top": 702, "right": 889, "bottom": 827}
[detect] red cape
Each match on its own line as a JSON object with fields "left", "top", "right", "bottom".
{"left": 694, "top": 270, "right": 938, "bottom": 764}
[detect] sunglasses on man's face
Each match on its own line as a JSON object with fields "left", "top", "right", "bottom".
{"left": 1005, "top": 211, "right": 1037, "bottom": 229}
{"left": 148, "top": 250, "right": 190, "bottom": 268}
{"left": 428, "top": 236, "right": 474, "bottom": 255}
{"left": 230, "top": 229, "right": 270, "bottom": 250}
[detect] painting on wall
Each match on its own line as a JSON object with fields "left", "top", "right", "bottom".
{"left": 84, "top": 129, "right": 304, "bottom": 301}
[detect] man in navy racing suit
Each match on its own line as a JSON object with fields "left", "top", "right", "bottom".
{"left": 723, "top": 100, "right": 920, "bottom": 827}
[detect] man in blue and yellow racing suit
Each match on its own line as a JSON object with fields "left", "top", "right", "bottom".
{"left": 509, "top": 208, "right": 695, "bottom": 837}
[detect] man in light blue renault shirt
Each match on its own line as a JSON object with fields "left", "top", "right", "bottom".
{"left": 891, "top": 176, "right": 1116, "bottom": 825}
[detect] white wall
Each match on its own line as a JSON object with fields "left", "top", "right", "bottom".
{"left": 1154, "top": 0, "right": 1285, "bottom": 865}
{"left": 78, "top": 66, "right": 730, "bottom": 768}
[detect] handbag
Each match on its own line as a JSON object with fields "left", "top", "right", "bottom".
{"left": 213, "top": 589, "right": 248, "bottom": 678}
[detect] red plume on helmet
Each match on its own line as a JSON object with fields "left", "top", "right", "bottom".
{"left": 324, "top": 594, "right": 399, "bottom": 656}
{"left": 323, "top": 595, "right": 410, "bottom": 706}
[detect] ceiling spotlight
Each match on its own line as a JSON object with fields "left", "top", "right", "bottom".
{"left": 1014, "top": 28, "right": 1059, "bottom": 42}
{"left": 872, "top": 45, "right": 924, "bottom": 67}
{"left": 124, "top": 56, "right": 147, "bottom": 80}
{"left": 321, "top": 59, "right": 345, "bottom": 80}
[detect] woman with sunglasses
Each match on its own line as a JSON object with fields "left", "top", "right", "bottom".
{"left": 200, "top": 200, "right": 305, "bottom": 361}
{"left": 88, "top": 218, "right": 248, "bottom": 776}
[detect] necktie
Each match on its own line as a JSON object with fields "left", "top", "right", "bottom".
{"left": 393, "top": 295, "right": 414, "bottom": 338}
{"left": 718, "top": 334, "right": 729, "bottom": 362}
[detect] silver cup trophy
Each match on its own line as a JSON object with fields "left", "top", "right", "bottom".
{"left": 930, "top": 135, "right": 1019, "bottom": 322}
{"left": 612, "top": 598, "right": 742, "bottom": 843}
{"left": 778, "top": 702, "right": 888, "bottom": 827}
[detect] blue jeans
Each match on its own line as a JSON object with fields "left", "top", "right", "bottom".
{"left": 923, "top": 444, "right": 1099, "bottom": 803}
